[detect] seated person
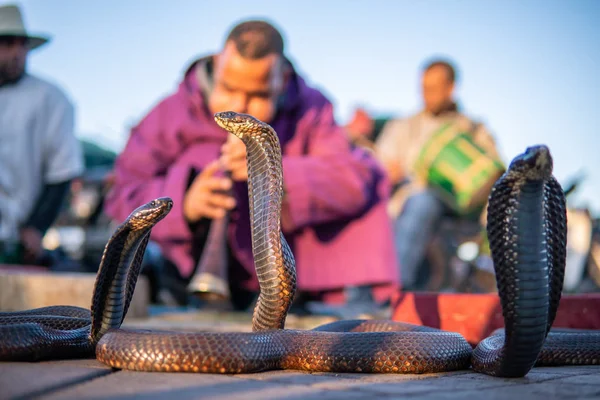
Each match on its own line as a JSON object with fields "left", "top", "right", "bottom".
{"left": 104, "top": 19, "right": 398, "bottom": 310}
{"left": 374, "top": 59, "right": 501, "bottom": 290}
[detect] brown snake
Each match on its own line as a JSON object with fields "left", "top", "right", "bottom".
{"left": 1, "top": 111, "right": 598, "bottom": 377}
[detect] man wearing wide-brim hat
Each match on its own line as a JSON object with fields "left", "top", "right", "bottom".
{"left": 0, "top": 4, "right": 84, "bottom": 266}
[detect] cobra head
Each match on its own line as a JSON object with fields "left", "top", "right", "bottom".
{"left": 125, "top": 197, "right": 173, "bottom": 230}
{"left": 214, "top": 111, "right": 273, "bottom": 142}
{"left": 507, "top": 145, "right": 554, "bottom": 181}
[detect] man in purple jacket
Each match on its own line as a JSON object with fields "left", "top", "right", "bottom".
{"left": 104, "top": 20, "right": 398, "bottom": 311}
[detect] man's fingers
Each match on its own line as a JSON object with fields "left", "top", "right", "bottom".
{"left": 231, "top": 172, "right": 247, "bottom": 182}
{"left": 220, "top": 152, "right": 245, "bottom": 169}
{"left": 184, "top": 158, "right": 239, "bottom": 221}
{"left": 203, "top": 176, "right": 232, "bottom": 192}
{"left": 222, "top": 153, "right": 248, "bottom": 180}
{"left": 187, "top": 198, "right": 230, "bottom": 220}
{"left": 207, "top": 193, "right": 236, "bottom": 210}
{"left": 227, "top": 158, "right": 246, "bottom": 170}
{"left": 198, "top": 160, "right": 222, "bottom": 179}
{"left": 221, "top": 136, "right": 246, "bottom": 164}
{"left": 224, "top": 132, "right": 243, "bottom": 147}
{"left": 229, "top": 144, "right": 246, "bottom": 158}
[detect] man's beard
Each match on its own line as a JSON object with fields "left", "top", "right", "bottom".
{"left": 429, "top": 101, "right": 458, "bottom": 117}
{"left": 0, "top": 59, "right": 26, "bottom": 85}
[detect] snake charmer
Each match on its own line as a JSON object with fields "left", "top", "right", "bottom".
{"left": 103, "top": 19, "right": 398, "bottom": 311}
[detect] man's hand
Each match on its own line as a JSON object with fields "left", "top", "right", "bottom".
{"left": 220, "top": 134, "right": 248, "bottom": 181}
{"left": 345, "top": 108, "right": 374, "bottom": 141}
{"left": 20, "top": 226, "right": 43, "bottom": 264}
{"left": 183, "top": 160, "right": 236, "bottom": 222}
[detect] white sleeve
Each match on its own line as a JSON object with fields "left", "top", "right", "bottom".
{"left": 42, "top": 88, "right": 85, "bottom": 184}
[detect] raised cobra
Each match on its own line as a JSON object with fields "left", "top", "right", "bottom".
{"left": 1, "top": 112, "right": 598, "bottom": 377}
{"left": 0, "top": 198, "right": 172, "bottom": 361}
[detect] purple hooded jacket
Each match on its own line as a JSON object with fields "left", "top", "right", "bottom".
{"left": 104, "top": 57, "right": 399, "bottom": 297}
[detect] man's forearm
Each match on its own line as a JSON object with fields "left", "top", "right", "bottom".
{"left": 23, "top": 180, "right": 72, "bottom": 235}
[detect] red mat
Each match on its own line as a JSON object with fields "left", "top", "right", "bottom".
{"left": 391, "top": 291, "right": 600, "bottom": 345}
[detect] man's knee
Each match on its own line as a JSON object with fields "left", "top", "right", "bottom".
{"left": 399, "top": 189, "right": 444, "bottom": 221}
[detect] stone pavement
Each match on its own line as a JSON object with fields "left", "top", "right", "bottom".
{"left": 1, "top": 359, "right": 599, "bottom": 399}
{"left": 1, "top": 309, "right": 599, "bottom": 399}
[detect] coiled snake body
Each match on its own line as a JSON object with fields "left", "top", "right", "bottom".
{"left": 1, "top": 112, "right": 599, "bottom": 377}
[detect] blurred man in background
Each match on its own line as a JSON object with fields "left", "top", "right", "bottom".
{"left": 0, "top": 4, "right": 84, "bottom": 266}
{"left": 375, "top": 59, "right": 501, "bottom": 290}
{"left": 105, "top": 19, "right": 398, "bottom": 312}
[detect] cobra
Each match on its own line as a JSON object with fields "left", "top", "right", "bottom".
{"left": 1, "top": 112, "right": 598, "bottom": 377}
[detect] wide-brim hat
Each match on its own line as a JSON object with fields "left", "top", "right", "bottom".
{"left": 0, "top": 4, "right": 50, "bottom": 50}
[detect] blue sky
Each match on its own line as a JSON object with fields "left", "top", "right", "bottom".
{"left": 7, "top": 0, "right": 600, "bottom": 214}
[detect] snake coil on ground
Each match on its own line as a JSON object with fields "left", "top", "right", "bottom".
{"left": 1, "top": 111, "right": 598, "bottom": 377}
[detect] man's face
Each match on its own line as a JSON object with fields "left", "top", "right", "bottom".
{"left": 421, "top": 66, "right": 454, "bottom": 115}
{"left": 208, "top": 41, "right": 286, "bottom": 124}
{"left": 0, "top": 36, "right": 27, "bottom": 84}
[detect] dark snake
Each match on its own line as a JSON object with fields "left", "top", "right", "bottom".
{"left": 1, "top": 112, "right": 599, "bottom": 377}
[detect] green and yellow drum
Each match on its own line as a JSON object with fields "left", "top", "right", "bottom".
{"left": 413, "top": 122, "right": 506, "bottom": 216}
